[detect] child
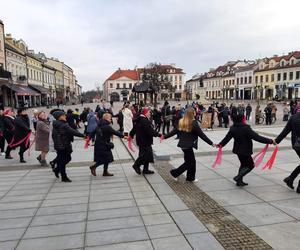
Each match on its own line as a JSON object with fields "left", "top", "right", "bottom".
{"left": 218, "top": 114, "right": 275, "bottom": 186}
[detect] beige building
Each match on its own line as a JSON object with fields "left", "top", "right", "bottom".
{"left": 0, "top": 20, "right": 5, "bottom": 69}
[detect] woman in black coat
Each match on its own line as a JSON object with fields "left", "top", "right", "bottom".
{"left": 163, "top": 108, "right": 214, "bottom": 182}
{"left": 90, "top": 113, "right": 124, "bottom": 177}
{"left": 218, "top": 114, "right": 274, "bottom": 186}
{"left": 2, "top": 109, "right": 15, "bottom": 159}
{"left": 275, "top": 105, "right": 300, "bottom": 193}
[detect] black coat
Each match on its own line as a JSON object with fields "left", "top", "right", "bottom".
{"left": 219, "top": 123, "right": 273, "bottom": 155}
{"left": 130, "top": 115, "right": 160, "bottom": 148}
{"left": 67, "top": 113, "right": 77, "bottom": 130}
{"left": 52, "top": 120, "right": 84, "bottom": 153}
{"left": 2, "top": 116, "right": 15, "bottom": 142}
{"left": 14, "top": 115, "right": 31, "bottom": 142}
{"left": 275, "top": 112, "right": 300, "bottom": 148}
{"left": 164, "top": 120, "right": 213, "bottom": 149}
{"left": 92, "top": 119, "right": 123, "bottom": 164}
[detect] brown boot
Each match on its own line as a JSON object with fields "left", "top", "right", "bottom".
{"left": 103, "top": 170, "right": 114, "bottom": 177}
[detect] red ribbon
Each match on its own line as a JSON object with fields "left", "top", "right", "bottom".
{"left": 160, "top": 135, "right": 164, "bottom": 143}
{"left": 9, "top": 132, "right": 31, "bottom": 148}
{"left": 253, "top": 144, "right": 269, "bottom": 167}
{"left": 262, "top": 146, "right": 278, "bottom": 170}
{"left": 128, "top": 136, "right": 135, "bottom": 152}
{"left": 212, "top": 146, "right": 222, "bottom": 168}
{"left": 84, "top": 136, "right": 90, "bottom": 149}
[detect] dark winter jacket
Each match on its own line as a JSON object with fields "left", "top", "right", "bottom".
{"left": 52, "top": 120, "right": 84, "bottom": 152}
{"left": 14, "top": 115, "right": 31, "bottom": 142}
{"left": 164, "top": 120, "right": 213, "bottom": 149}
{"left": 2, "top": 115, "right": 15, "bottom": 140}
{"left": 219, "top": 123, "right": 273, "bottom": 155}
{"left": 153, "top": 109, "right": 162, "bottom": 124}
{"left": 246, "top": 105, "right": 252, "bottom": 115}
{"left": 275, "top": 112, "right": 300, "bottom": 148}
{"left": 92, "top": 119, "right": 124, "bottom": 164}
{"left": 130, "top": 115, "right": 161, "bottom": 147}
{"left": 67, "top": 113, "right": 77, "bottom": 130}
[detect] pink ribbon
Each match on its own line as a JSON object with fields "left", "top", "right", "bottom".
{"left": 212, "top": 146, "right": 222, "bottom": 168}
{"left": 9, "top": 132, "right": 31, "bottom": 148}
{"left": 84, "top": 136, "right": 90, "bottom": 149}
{"left": 160, "top": 135, "right": 164, "bottom": 143}
{"left": 128, "top": 136, "right": 135, "bottom": 152}
{"left": 253, "top": 144, "right": 269, "bottom": 167}
{"left": 262, "top": 146, "right": 278, "bottom": 170}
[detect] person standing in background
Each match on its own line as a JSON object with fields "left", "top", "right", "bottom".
{"left": 35, "top": 111, "right": 50, "bottom": 166}
{"left": 246, "top": 103, "right": 252, "bottom": 121}
{"left": 122, "top": 104, "right": 133, "bottom": 136}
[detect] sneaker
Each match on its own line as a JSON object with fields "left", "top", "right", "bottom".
{"left": 62, "top": 177, "right": 72, "bottom": 182}
{"left": 0, "top": 152, "right": 5, "bottom": 156}
{"left": 236, "top": 180, "right": 248, "bottom": 187}
{"left": 5, "top": 155, "right": 13, "bottom": 159}
{"left": 186, "top": 179, "right": 199, "bottom": 183}
{"left": 20, "top": 159, "right": 26, "bottom": 163}
{"left": 142, "top": 170, "right": 155, "bottom": 175}
{"left": 170, "top": 170, "right": 178, "bottom": 181}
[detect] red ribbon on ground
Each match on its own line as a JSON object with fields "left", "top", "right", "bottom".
{"left": 212, "top": 146, "right": 222, "bottom": 168}
{"left": 128, "top": 136, "right": 135, "bottom": 152}
{"left": 9, "top": 132, "right": 31, "bottom": 148}
{"left": 84, "top": 136, "right": 90, "bottom": 149}
{"left": 253, "top": 144, "right": 269, "bottom": 167}
{"left": 262, "top": 146, "right": 278, "bottom": 170}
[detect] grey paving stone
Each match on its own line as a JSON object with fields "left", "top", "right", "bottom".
{"left": 152, "top": 235, "right": 192, "bottom": 250}
{"left": 138, "top": 204, "right": 168, "bottom": 215}
{"left": 89, "top": 199, "right": 136, "bottom": 211}
{"left": 0, "top": 217, "right": 32, "bottom": 230}
{"left": 88, "top": 206, "right": 140, "bottom": 221}
{"left": 0, "top": 208, "right": 36, "bottom": 219}
{"left": 251, "top": 221, "right": 300, "bottom": 250}
{"left": 186, "top": 232, "right": 224, "bottom": 250}
{"left": 0, "top": 194, "right": 45, "bottom": 203}
{"left": 90, "top": 187, "right": 131, "bottom": 196}
{"left": 91, "top": 182, "right": 128, "bottom": 190}
{"left": 132, "top": 190, "right": 156, "bottom": 199}
{"left": 46, "top": 190, "right": 89, "bottom": 200}
{"left": 16, "top": 233, "right": 84, "bottom": 250}
{"left": 89, "top": 192, "right": 133, "bottom": 203}
{"left": 36, "top": 203, "right": 87, "bottom": 216}
{"left": 23, "top": 222, "right": 85, "bottom": 239}
{"left": 0, "top": 240, "right": 18, "bottom": 250}
{"left": 12, "top": 183, "right": 51, "bottom": 191}
{"left": 6, "top": 188, "right": 48, "bottom": 196}
{"left": 0, "top": 200, "right": 41, "bottom": 211}
{"left": 196, "top": 178, "right": 236, "bottom": 192}
{"left": 142, "top": 213, "right": 173, "bottom": 226}
{"left": 146, "top": 223, "right": 182, "bottom": 239}
{"left": 86, "top": 227, "right": 148, "bottom": 247}
{"left": 41, "top": 196, "right": 88, "bottom": 207}
{"left": 206, "top": 189, "right": 263, "bottom": 206}
{"left": 87, "top": 216, "right": 143, "bottom": 232}
{"left": 85, "top": 240, "right": 153, "bottom": 250}
{"left": 151, "top": 182, "right": 175, "bottom": 195}
{"left": 246, "top": 185, "right": 300, "bottom": 201}
{"left": 271, "top": 198, "right": 300, "bottom": 219}
{"left": 31, "top": 212, "right": 87, "bottom": 226}
{"left": 145, "top": 174, "right": 166, "bottom": 184}
{"left": 159, "top": 194, "right": 188, "bottom": 211}
{"left": 171, "top": 210, "right": 207, "bottom": 234}
{"left": 51, "top": 185, "right": 90, "bottom": 193}
{"left": 135, "top": 197, "right": 161, "bottom": 206}
{"left": 225, "top": 202, "right": 295, "bottom": 227}
{"left": 0, "top": 228, "right": 26, "bottom": 241}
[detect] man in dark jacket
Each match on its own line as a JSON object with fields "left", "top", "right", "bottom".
{"left": 246, "top": 103, "right": 252, "bottom": 121}
{"left": 14, "top": 109, "right": 31, "bottom": 163}
{"left": 129, "top": 108, "right": 161, "bottom": 175}
{"left": 80, "top": 108, "right": 89, "bottom": 135}
{"left": 3, "top": 108, "right": 15, "bottom": 159}
{"left": 275, "top": 105, "right": 300, "bottom": 193}
{"left": 52, "top": 110, "right": 85, "bottom": 182}
{"left": 219, "top": 114, "right": 274, "bottom": 186}
{"left": 161, "top": 101, "right": 171, "bottom": 135}
{"left": 264, "top": 104, "right": 272, "bottom": 125}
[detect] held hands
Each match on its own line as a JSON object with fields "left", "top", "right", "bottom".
{"left": 272, "top": 139, "right": 277, "bottom": 146}
{"left": 160, "top": 135, "right": 165, "bottom": 143}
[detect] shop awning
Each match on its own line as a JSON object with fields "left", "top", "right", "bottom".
{"left": 29, "top": 84, "right": 50, "bottom": 94}
{"left": 5, "top": 84, "right": 40, "bottom": 96}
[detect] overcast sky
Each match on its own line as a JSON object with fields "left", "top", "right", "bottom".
{"left": 1, "top": 0, "right": 300, "bottom": 91}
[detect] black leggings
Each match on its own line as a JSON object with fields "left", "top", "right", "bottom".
{"left": 171, "top": 148, "right": 196, "bottom": 181}
{"left": 56, "top": 150, "right": 72, "bottom": 178}
{"left": 237, "top": 154, "right": 255, "bottom": 179}
{"left": 289, "top": 150, "right": 300, "bottom": 181}
{"left": 95, "top": 162, "right": 109, "bottom": 171}
{"left": 0, "top": 135, "right": 5, "bottom": 152}
{"left": 163, "top": 121, "right": 170, "bottom": 135}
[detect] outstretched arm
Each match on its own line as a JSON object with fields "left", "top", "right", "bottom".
{"left": 194, "top": 122, "right": 213, "bottom": 145}
{"left": 219, "top": 130, "right": 233, "bottom": 147}
{"left": 275, "top": 117, "right": 292, "bottom": 144}
{"left": 248, "top": 127, "right": 273, "bottom": 144}
{"left": 164, "top": 128, "right": 178, "bottom": 139}
{"left": 64, "top": 123, "right": 85, "bottom": 138}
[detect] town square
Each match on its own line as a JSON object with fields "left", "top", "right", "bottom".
{"left": 1, "top": 1, "right": 300, "bottom": 249}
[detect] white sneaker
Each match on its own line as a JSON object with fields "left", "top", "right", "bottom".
{"left": 187, "top": 179, "right": 199, "bottom": 183}
{"left": 0, "top": 152, "right": 5, "bottom": 156}
{"left": 172, "top": 177, "right": 178, "bottom": 181}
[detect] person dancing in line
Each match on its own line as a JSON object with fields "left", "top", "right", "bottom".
{"left": 89, "top": 113, "right": 124, "bottom": 177}
{"left": 48, "top": 108, "right": 61, "bottom": 170}
{"left": 162, "top": 108, "right": 215, "bottom": 182}
{"left": 35, "top": 111, "right": 50, "bottom": 166}
{"left": 130, "top": 107, "right": 161, "bottom": 175}
{"left": 0, "top": 109, "right": 6, "bottom": 156}
{"left": 52, "top": 111, "right": 85, "bottom": 182}
{"left": 3, "top": 108, "right": 15, "bottom": 159}
{"left": 275, "top": 103, "right": 300, "bottom": 193}
{"left": 218, "top": 113, "right": 275, "bottom": 187}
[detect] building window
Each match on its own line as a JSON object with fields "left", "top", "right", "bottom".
{"left": 179, "top": 75, "right": 182, "bottom": 81}
{"left": 289, "top": 72, "right": 293, "bottom": 80}
{"left": 175, "top": 85, "right": 177, "bottom": 90}
{"left": 175, "top": 76, "right": 177, "bottom": 81}
{"left": 240, "top": 78, "right": 243, "bottom": 84}
{"left": 169, "top": 76, "right": 173, "bottom": 81}
{"left": 237, "top": 78, "right": 239, "bottom": 84}
{"left": 291, "top": 59, "right": 294, "bottom": 65}
{"left": 283, "top": 72, "right": 287, "bottom": 81}
{"left": 266, "top": 75, "right": 269, "bottom": 82}
{"left": 277, "top": 73, "right": 281, "bottom": 81}
{"left": 296, "top": 71, "right": 300, "bottom": 80}
{"left": 110, "top": 83, "right": 113, "bottom": 88}
{"left": 255, "top": 76, "right": 258, "bottom": 84}
{"left": 129, "top": 83, "right": 132, "bottom": 89}
{"left": 116, "top": 83, "right": 120, "bottom": 89}
{"left": 249, "top": 76, "right": 252, "bottom": 83}
{"left": 260, "top": 75, "right": 263, "bottom": 83}
{"left": 271, "top": 74, "right": 274, "bottom": 82}
{"left": 123, "top": 83, "right": 126, "bottom": 88}
{"left": 232, "top": 79, "right": 234, "bottom": 85}
{"left": 179, "top": 85, "right": 182, "bottom": 90}
{"left": 244, "top": 77, "right": 247, "bottom": 84}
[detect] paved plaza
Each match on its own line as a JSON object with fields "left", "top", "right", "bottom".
{"left": 0, "top": 102, "right": 300, "bottom": 249}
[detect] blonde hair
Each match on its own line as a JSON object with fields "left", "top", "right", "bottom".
{"left": 103, "top": 113, "right": 112, "bottom": 121}
{"left": 178, "top": 108, "right": 195, "bottom": 132}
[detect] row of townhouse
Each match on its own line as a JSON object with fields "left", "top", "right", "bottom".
{"left": 186, "top": 51, "right": 300, "bottom": 102}
{"left": 103, "top": 64, "right": 186, "bottom": 102}
{"left": 0, "top": 20, "right": 82, "bottom": 108}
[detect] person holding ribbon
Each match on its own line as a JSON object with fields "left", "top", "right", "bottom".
{"left": 13, "top": 108, "right": 31, "bottom": 163}
{"left": 129, "top": 107, "right": 161, "bottom": 175}
{"left": 3, "top": 108, "right": 15, "bottom": 159}
{"left": 161, "top": 108, "right": 215, "bottom": 182}
{"left": 275, "top": 103, "right": 300, "bottom": 193}
{"left": 218, "top": 113, "right": 275, "bottom": 187}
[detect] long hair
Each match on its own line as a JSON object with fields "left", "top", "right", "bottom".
{"left": 178, "top": 108, "right": 195, "bottom": 132}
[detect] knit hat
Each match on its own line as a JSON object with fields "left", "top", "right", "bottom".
{"left": 142, "top": 108, "right": 150, "bottom": 116}
{"left": 53, "top": 110, "right": 65, "bottom": 120}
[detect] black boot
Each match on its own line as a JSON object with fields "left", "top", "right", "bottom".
{"left": 37, "top": 155, "right": 41, "bottom": 163}
{"left": 233, "top": 167, "right": 252, "bottom": 187}
{"left": 297, "top": 181, "right": 300, "bottom": 194}
{"left": 132, "top": 165, "right": 141, "bottom": 175}
{"left": 142, "top": 164, "right": 154, "bottom": 174}
{"left": 283, "top": 177, "right": 294, "bottom": 190}
{"left": 20, "top": 156, "right": 26, "bottom": 163}
{"left": 61, "top": 175, "right": 72, "bottom": 182}
{"left": 52, "top": 167, "right": 59, "bottom": 178}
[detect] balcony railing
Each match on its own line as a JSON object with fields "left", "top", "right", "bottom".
{"left": 0, "top": 68, "right": 12, "bottom": 79}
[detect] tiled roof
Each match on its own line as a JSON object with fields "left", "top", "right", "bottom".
{"left": 106, "top": 69, "right": 139, "bottom": 81}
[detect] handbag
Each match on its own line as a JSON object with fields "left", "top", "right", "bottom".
{"left": 294, "top": 137, "right": 300, "bottom": 151}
